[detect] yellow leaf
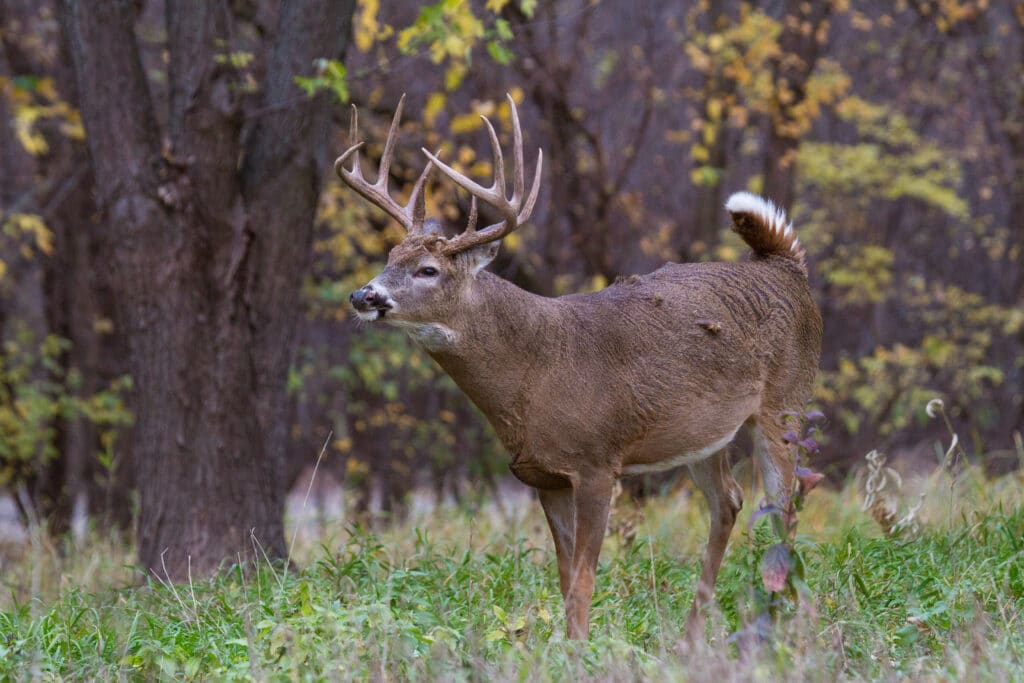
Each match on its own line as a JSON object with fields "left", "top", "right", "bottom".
{"left": 443, "top": 34, "right": 466, "bottom": 58}
{"left": 397, "top": 26, "right": 416, "bottom": 54}
{"left": 36, "top": 78, "right": 58, "bottom": 100}
{"left": 5, "top": 214, "right": 53, "bottom": 256}
{"left": 468, "top": 160, "right": 492, "bottom": 179}
{"left": 346, "top": 457, "right": 369, "bottom": 475}
{"left": 664, "top": 129, "right": 690, "bottom": 144}
{"left": 354, "top": 0, "right": 381, "bottom": 52}
{"left": 444, "top": 62, "right": 467, "bottom": 91}
{"left": 93, "top": 317, "right": 115, "bottom": 335}
{"left": 15, "top": 113, "right": 48, "bottom": 155}
{"left": 706, "top": 98, "right": 723, "bottom": 121}
{"left": 703, "top": 123, "right": 717, "bottom": 146}
{"left": 503, "top": 231, "right": 522, "bottom": 251}
{"left": 714, "top": 245, "right": 739, "bottom": 262}
{"left": 424, "top": 92, "right": 446, "bottom": 129}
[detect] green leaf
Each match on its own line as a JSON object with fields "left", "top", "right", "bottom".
{"left": 293, "top": 59, "right": 348, "bottom": 104}
{"left": 494, "top": 18, "right": 513, "bottom": 40}
{"left": 486, "top": 40, "right": 513, "bottom": 65}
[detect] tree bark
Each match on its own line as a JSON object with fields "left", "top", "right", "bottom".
{"left": 760, "top": 1, "right": 832, "bottom": 211}
{"left": 58, "top": 0, "right": 354, "bottom": 578}
{"left": 1, "top": 0, "right": 137, "bottom": 532}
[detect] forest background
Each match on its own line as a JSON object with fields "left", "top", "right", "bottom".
{"left": 0, "top": 0, "right": 1021, "bottom": 578}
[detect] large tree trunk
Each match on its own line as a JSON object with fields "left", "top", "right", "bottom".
{"left": 57, "top": 0, "right": 354, "bottom": 578}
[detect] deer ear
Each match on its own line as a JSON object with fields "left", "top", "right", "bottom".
{"left": 466, "top": 241, "right": 499, "bottom": 275}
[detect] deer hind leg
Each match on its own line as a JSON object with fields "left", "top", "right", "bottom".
{"left": 752, "top": 418, "right": 795, "bottom": 520}
{"left": 685, "top": 449, "right": 743, "bottom": 639}
{"left": 538, "top": 487, "right": 575, "bottom": 601}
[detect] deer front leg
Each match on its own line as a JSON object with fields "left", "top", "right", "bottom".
{"left": 685, "top": 450, "right": 743, "bottom": 640}
{"left": 538, "top": 488, "right": 575, "bottom": 600}
{"left": 564, "top": 473, "right": 614, "bottom": 639}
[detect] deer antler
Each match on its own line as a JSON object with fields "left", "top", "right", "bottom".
{"left": 334, "top": 94, "right": 433, "bottom": 235}
{"left": 422, "top": 94, "right": 543, "bottom": 255}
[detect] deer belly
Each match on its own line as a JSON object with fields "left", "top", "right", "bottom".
{"left": 621, "top": 426, "right": 741, "bottom": 475}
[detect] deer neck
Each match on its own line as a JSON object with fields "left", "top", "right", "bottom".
{"left": 423, "top": 271, "right": 563, "bottom": 439}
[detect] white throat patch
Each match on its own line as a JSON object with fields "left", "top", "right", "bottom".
{"left": 356, "top": 308, "right": 385, "bottom": 322}
{"left": 396, "top": 322, "right": 458, "bottom": 351}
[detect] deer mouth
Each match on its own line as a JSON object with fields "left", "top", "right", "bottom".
{"left": 353, "top": 302, "right": 393, "bottom": 322}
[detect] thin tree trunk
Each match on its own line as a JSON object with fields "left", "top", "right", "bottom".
{"left": 760, "top": 1, "right": 832, "bottom": 211}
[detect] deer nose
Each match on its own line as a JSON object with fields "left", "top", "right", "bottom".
{"left": 349, "top": 286, "right": 377, "bottom": 310}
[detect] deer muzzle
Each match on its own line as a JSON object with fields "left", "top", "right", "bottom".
{"left": 349, "top": 285, "right": 393, "bottom": 319}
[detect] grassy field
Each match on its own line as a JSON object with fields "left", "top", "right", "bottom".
{"left": 1, "top": 461, "right": 1022, "bottom": 681}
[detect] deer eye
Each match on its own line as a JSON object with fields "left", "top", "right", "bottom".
{"left": 416, "top": 266, "right": 439, "bottom": 278}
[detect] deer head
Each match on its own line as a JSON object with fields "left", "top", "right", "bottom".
{"left": 339, "top": 95, "right": 542, "bottom": 331}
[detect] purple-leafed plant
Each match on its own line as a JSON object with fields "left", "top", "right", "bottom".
{"left": 731, "top": 409, "right": 825, "bottom": 650}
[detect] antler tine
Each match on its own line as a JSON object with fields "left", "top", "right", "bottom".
{"left": 519, "top": 148, "right": 543, "bottom": 224}
{"left": 467, "top": 196, "right": 478, "bottom": 233}
{"left": 422, "top": 148, "right": 498, "bottom": 203}
{"left": 334, "top": 95, "right": 432, "bottom": 233}
{"left": 480, "top": 116, "right": 507, "bottom": 204}
{"left": 348, "top": 104, "right": 361, "bottom": 177}
{"left": 376, "top": 94, "right": 405, "bottom": 195}
{"left": 334, "top": 104, "right": 366, "bottom": 181}
{"left": 334, "top": 140, "right": 365, "bottom": 179}
{"left": 407, "top": 157, "right": 433, "bottom": 234}
{"left": 508, "top": 94, "right": 525, "bottom": 203}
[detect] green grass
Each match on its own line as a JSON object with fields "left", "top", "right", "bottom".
{"left": 1, "top": 465, "right": 1023, "bottom": 681}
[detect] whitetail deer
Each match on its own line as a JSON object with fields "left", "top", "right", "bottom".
{"left": 338, "top": 95, "right": 822, "bottom": 640}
